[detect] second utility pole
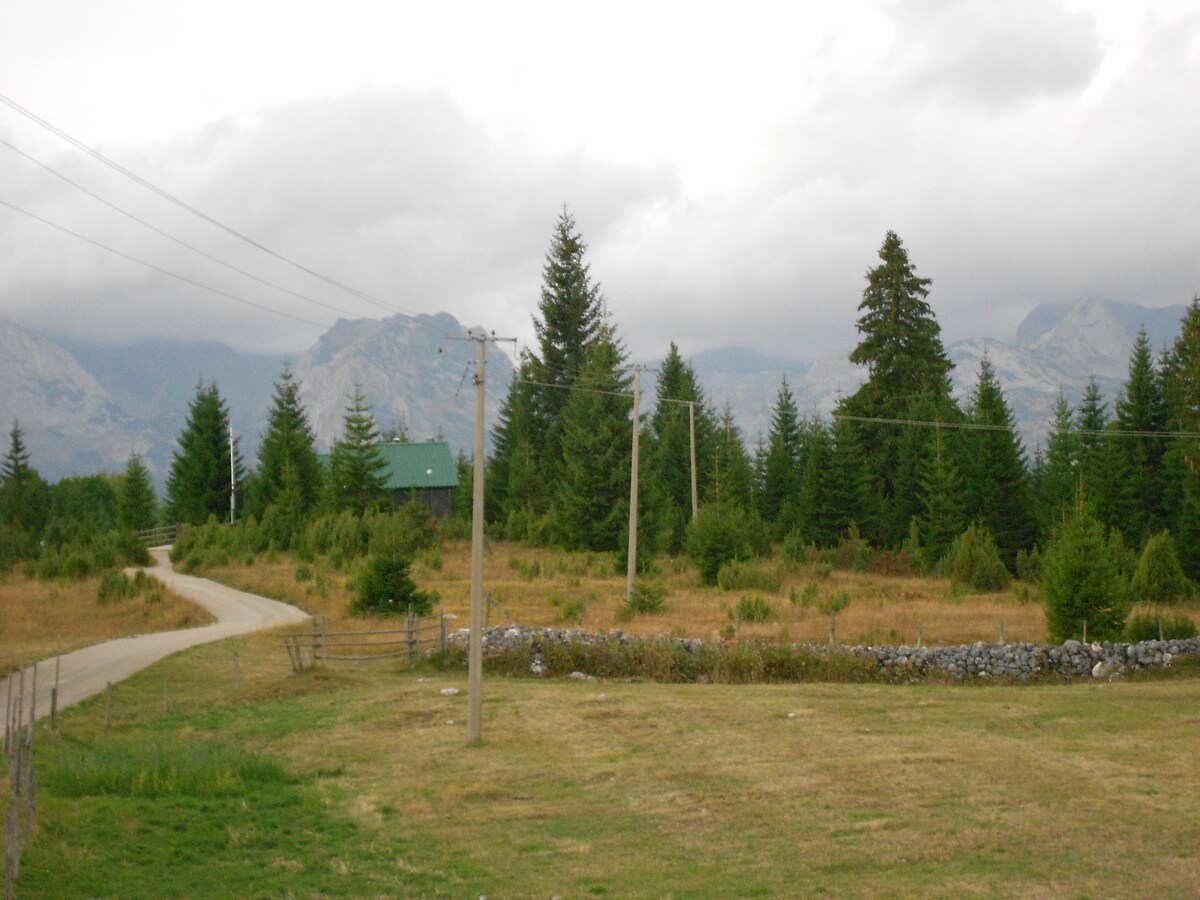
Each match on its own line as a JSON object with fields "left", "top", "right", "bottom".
{"left": 626, "top": 366, "right": 643, "bottom": 605}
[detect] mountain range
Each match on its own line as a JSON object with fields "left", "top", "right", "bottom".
{"left": 0, "top": 298, "right": 1188, "bottom": 484}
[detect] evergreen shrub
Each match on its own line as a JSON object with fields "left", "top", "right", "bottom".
{"left": 685, "top": 503, "right": 755, "bottom": 585}
{"left": 352, "top": 555, "right": 434, "bottom": 617}
{"left": 943, "top": 524, "right": 1011, "bottom": 592}
{"left": 1132, "top": 531, "right": 1191, "bottom": 605}
{"left": 1125, "top": 613, "right": 1198, "bottom": 643}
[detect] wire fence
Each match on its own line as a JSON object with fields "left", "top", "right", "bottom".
{"left": 4, "top": 666, "right": 38, "bottom": 900}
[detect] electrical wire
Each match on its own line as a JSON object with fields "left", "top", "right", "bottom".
{"left": 0, "top": 136, "right": 367, "bottom": 322}
{"left": 0, "top": 91, "right": 414, "bottom": 318}
{"left": 0, "top": 197, "right": 328, "bottom": 329}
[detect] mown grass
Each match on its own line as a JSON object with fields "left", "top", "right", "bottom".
{"left": 12, "top": 628, "right": 1200, "bottom": 898}
{"left": 0, "top": 570, "right": 213, "bottom": 673}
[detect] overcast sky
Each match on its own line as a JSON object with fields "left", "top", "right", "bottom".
{"left": 1, "top": 0, "right": 1197, "bottom": 365}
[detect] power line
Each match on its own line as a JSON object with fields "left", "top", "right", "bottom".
{"left": 834, "top": 413, "right": 1199, "bottom": 440}
{"left": 0, "top": 91, "right": 412, "bottom": 318}
{"left": 0, "top": 136, "right": 368, "bottom": 322}
{"left": 0, "top": 197, "right": 329, "bottom": 329}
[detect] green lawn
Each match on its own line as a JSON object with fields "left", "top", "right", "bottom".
{"left": 13, "top": 634, "right": 1200, "bottom": 897}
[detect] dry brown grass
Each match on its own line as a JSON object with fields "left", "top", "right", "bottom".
{"left": 0, "top": 571, "right": 214, "bottom": 673}
{"left": 49, "top": 635, "right": 1199, "bottom": 897}
{"left": 198, "top": 540, "right": 1055, "bottom": 646}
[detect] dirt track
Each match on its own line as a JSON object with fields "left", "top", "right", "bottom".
{"left": 2, "top": 548, "right": 308, "bottom": 726}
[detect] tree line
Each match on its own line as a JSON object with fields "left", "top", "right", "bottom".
{"left": 4, "top": 209, "right": 1199, "bottom": 643}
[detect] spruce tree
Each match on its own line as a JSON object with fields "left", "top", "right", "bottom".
{"left": 794, "top": 418, "right": 840, "bottom": 548}
{"left": 759, "top": 377, "right": 803, "bottom": 534}
{"left": 527, "top": 207, "right": 608, "bottom": 479}
{"left": 1041, "top": 498, "right": 1130, "bottom": 642}
{"left": 839, "top": 231, "right": 956, "bottom": 546}
{"left": 166, "top": 382, "right": 243, "bottom": 525}
{"left": 647, "top": 343, "right": 715, "bottom": 553}
{"left": 961, "top": 357, "right": 1036, "bottom": 568}
{"left": 0, "top": 421, "right": 48, "bottom": 537}
{"left": 250, "top": 364, "right": 323, "bottom": 521}
{"left": 486, "top": 362, "right": 541, "bottom": 533}
{"left": 1162, "top": 298, "right": 1200, "bottom": 576}
{"left": 706, "top": 405, "right": 755, "bottom": 511}
{"left": 918, "top": 426, "right": 967, "bottom": 565}
{"left": 327, "top": 385, "right": 388, "bottom": 515}
{"left": 1037, "top": 391, "right": 1081, "bottom": 537}
{"left": 118, "top": 453, "right": 158, "bottom": 532}
{"left": 551, "top": 334, "right": 632, "bottom": 552}
{"left": 1113, "top": 327, "right": 1169, "bottom": 540}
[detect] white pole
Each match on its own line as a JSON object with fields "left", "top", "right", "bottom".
{"left": 229, "top": 420, "right": 236, "bottom": 525}
{"left": 626, "top": 367, "right": 641, "bottom": 605}
{"left": 689, "top": 401, "right": 699, "bottom": 521}
{"left": 467, "top": 333, "right": 486, "bottom": 745}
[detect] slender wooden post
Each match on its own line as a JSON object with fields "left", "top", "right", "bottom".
{"left": 468, "top": 334, "right": 487, "bottom": 745}
{"left": 626, "top": 367, "right": 642, "bottom": 606}
{"left": 689, "top": 401, "right": 699, "bottom": 521}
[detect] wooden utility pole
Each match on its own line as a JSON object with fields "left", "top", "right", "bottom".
{"left": 689, "top": 401, "right": 699, "bottom": 521}
{"left": 626, "top": 367, "right": 643, "bottom": 605}
{"left": 448, "top": 328, "right": 514, "bottom": 746}
{"left": 229, "top": 421, "right": 237, "bottom": 525}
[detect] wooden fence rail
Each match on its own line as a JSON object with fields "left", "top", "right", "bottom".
{"left": 282, "top": 611, "right": 448, "bottom": 672}
{"left": 134, "top": 524, "right": 182, "bottom": 547}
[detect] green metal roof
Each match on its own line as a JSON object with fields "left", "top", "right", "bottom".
{"left": 376, "top": 440, "right": 459, "bottom": 490}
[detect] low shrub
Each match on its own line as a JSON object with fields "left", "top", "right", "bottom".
{"left": 1125, "top": 612, "right": 1198, "bottom": 643}
{"left": 735, "top": 594, "right": 773, "bottom": 623}
{"left": 622, "top": 580, "right": 667, "bottom": 616}
{"left": 717, "top": 559, "right": 782, "bottom": 593}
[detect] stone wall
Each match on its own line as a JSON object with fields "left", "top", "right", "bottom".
{"left": 449, "top": 625, "right": 1200, "bottom": 683}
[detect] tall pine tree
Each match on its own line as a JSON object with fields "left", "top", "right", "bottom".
{"left": 759, "top": 377, "right": 804, "bottom": 535}
{"left": 166, "top": 382, "right": 244, "bottom": 525}
{"left": 838, "top": 231, "right": 957, "bottom": 547}
{"left": 647, "top": 343, "right": 714, "bottom": 553}
{"left": 327, "top": 385, "right": 388, "bottom": 515}
{"left": 960, "top": 357, "right": 1036, "bottom": 568}
{"left": 249, "top": 364, "right": 323, "bottom": 521}
{"left": 551, "top": 334, "right": 632, "bottom": 552}
{"left": 118, "top": 453, "right": 158, "bottom": 532}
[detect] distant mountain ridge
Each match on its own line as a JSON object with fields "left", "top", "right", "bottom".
{"left": 0, "top": 298, "right": 1188, "bottom": 482}
{"left": 707, "top": 297, "right": 1189, "bottom": 454}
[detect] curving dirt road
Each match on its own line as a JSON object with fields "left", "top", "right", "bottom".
{"left": 2, "top": 549, "right": 308, "bottom": 726}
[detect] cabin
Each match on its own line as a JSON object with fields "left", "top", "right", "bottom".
{"left": 377, "top": 440, "right": 459, "bottom": 518}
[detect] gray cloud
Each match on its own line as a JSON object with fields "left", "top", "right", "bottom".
{"left": 884, "top": 0, "right": 1105, "bottom": 111}
{"left": 1, "top": 5, "right": 1198, "bottom": 376}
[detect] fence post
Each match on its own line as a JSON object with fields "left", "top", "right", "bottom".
{"left": 406, "top": 606, "right": 416, "bottom": 662}
{"left": 321, "top": 616, "right": 327, "bottom": 665}
{"left": 439, "top": 605, "right": 447, "bottom": 654}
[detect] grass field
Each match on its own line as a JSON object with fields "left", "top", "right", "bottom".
{"left": 0, "top": 571, "right": 213, "bottom": 673}
{"left": 196, "top": 539, "right": 1063, "bottom": 648}
{"left": 7, "top": 542, "right": 1200, "bottom": 896}
{"left": 10, "top": 629, "right": 1200, "bottom": 897}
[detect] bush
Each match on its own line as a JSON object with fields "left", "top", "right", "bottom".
{"left": 623, "top": 580, "right": 667, "bottom": 616}
{"left": 735, "top": 594, "right": 773, "bottom": 623}
{"left": 943, "top": 524, "right": 1011, "bottom": 592}
{"left": 685, "top": 503, "right": 756, "bottom": 585}
{"left": 791, "top": 582, "right": 820, "bottom": 608}
{"left": 1125, "top": 613, "right": 1199, "bottom": 643}
{"left": 352, "top": 555, "right": 434, "bottom": 617}
{"left": 832, "top": 523, "right": 873, "bottom": 573}
{"left": 716, "top": 559, "right": 782, "bottom": 593}
{"left": 1132, "top": 531, "right": 1191, "bottom": 605}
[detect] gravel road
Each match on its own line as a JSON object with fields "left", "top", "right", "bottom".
{"left": 2, "top": 548, "right": 308, "bottom": 726}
